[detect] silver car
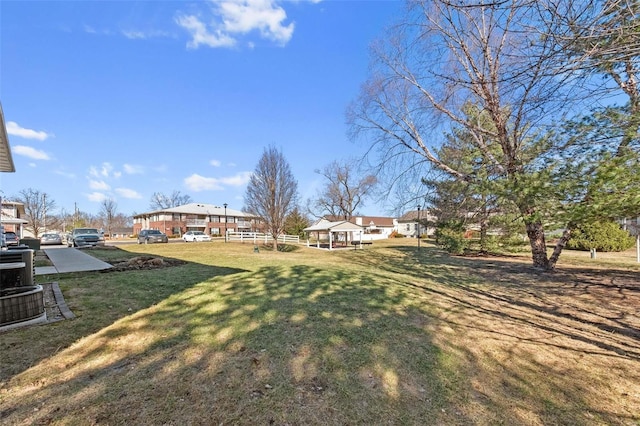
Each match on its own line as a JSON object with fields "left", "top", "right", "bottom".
{"left": 138, "top": 229, "right": 168, "bottom": 244}
{"left": 40, "top": 233, "right": 63, "bottom": 245}
{"left": 67, "top": 228, "right": 105, "bottom": 247}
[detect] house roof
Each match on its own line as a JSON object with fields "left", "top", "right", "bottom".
{"left": 0, "top": 103, "right": 16, "bottom": 173}
{"left": 133, "top": 203, "right": 250, "bottom": 218}
{"left": 398, "top": 210, "right": 435, "bottom": 222}
{"left": 0, "top": 218, "right": 28, "bottom": 225}
{"left": 324, "top": 215, "right": 395, "bottom": 227}
{"left": 358, "top": 216, "right": 395, "bottom": 227}
{"left": 304, "top": 219, "right": 363, "bottom": 233}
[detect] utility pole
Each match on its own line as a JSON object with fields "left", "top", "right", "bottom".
{"left": 417, "top": 205, "right": 421, "bottom": 250}
{"left": 224, "top": 203, "right": 228, "bottom": 242}
{"left": 43, "top": 193, "right": 46, "bottom": 234}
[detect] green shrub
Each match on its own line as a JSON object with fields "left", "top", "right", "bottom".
{"left": 499, "top": 234, "right": 529, "bottom": 252}
{"left": 566, "top": 221, "right": 635, "bottom": 252}
{"left": 436, "top": 228, "right": 468, "bottom": 255}
{"left": 481, "top": 235, "right": 500, "bottom": 252}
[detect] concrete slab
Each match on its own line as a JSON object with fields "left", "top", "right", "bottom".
{"left": 42, "top": 248, "right": 112, "bottom": 273}
{"left": 35, "top": 266, "right": 57, "bottom": 275}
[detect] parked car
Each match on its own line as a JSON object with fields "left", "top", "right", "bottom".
{"left": 138, "top": 229, "right": 168, "bottom": 244}
{"left": 40, "top": 233, "right": 63, "bottom": 245}
{"left": 182, "top": 231, "right": 211, "bottom": 242}
{"left": 67, "top": 228, "right": 105, "bottom": 247}
{"left": 4, "top": 231, "right": 19, "bottom": 246}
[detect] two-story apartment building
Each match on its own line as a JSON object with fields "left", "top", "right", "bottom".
{"left": 132, "top": 203, "right": 261, "bottom": 237}
{"left": 1, "top": 200, "right": 28, "bottom": 237}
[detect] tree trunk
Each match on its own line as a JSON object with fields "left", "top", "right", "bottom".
{"left": 524, "top": 220, "right": 550, "bottom": 270}
{"left": 548, "top": 228, "right": 572, "bottom": 270}
{"left": 479, "top": 216, "right": 488, "bottom": 254}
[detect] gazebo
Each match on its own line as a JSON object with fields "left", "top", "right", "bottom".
{"left": 304, "top": 219, "right": 364, "bottom": 250}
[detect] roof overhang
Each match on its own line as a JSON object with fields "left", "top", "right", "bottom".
{"left": 0, "top": 103, "right": 16, "bottom": 173}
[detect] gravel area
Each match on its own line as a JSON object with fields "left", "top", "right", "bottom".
{"left": 41, "top": 282, "right": 75, "bottom": 323}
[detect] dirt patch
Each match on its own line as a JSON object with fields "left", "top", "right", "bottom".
{"left": 105, "top": 256, "right": 186, "bottom": 272}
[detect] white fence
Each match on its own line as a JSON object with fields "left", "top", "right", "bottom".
{"left": 227, "top": 232, "right": 300, "bottom": 244}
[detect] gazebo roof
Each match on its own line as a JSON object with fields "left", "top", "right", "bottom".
{"left": 304, "top": 219, "right": 363, "bottom": 233}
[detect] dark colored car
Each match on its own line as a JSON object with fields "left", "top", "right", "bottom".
{"left": 138, "top": 229, "right": 168, "bottom": 244}
{"left": 4, "top": 231, "right": 19, "bottom": 246}
{"left": 40, "top": 233, "right": 63, "bottom": 245}
{"left": 67, "top": 228, "right": 105, "bottom": 247}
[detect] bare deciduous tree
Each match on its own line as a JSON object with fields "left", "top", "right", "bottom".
{"left": 99, "top": 198, "right": 118, "bottom": 239}
{"left": 311, "top": 160, "right": 377, "bottom": 221}
{"left": 348, "top": 0, "right": 637, "bottom": 270}
{"left": 14, "top": 188, "right": 56, "bottom": 237}
{"left": 244, "top": 146, "right": 299, "bottom": 250}
{"left": 149, "top": 190, "right": 192, "bottom": 210}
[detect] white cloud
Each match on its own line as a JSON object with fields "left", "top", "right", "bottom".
{"left": 175, "top": 15, "right": 237, "bottom": 48}
{"left": 89, "top": 180, "right": 111, "bottom": 191}
{"left": 221, "top": 171, "right": 252, "bottom": 186}
{"left": 12, "top": 145, "right": 50, "bottom": 160}
{"left": 219, "top": 0, "right": 294, "bottom": 43}
{"left": 89, "top": 162, "right": 115, "bottom": 178}
{"left": 184, "top": 171, "right": 252, "bottom": 191}
{"left": 115, "top": 188, "right": 143, "bottom": 199}
{"left": 123, "top": 163, "right": 144, "bottom": 174}
{"left": 122, "top": 29, "right": 172, "bottom": 40}
{"left": 86, "top": 192, "right": 108, "bottom": 202}
{"left": 184, "top": 173, "right": 224, "bottom": 191}
{"left": 210, "top": 159, "right": 221, "bottom": 167}
{"left": 176, "top": 0, "right": 296, "bottom": 49}
{"left": 6, "top": 122, "right": 52, "bottom": 141}
{"left": 122, "top": 30, "right": 146, "bottom": 39}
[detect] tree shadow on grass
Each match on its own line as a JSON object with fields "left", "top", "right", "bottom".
{"left": 0, "top": 263, "right": 459, "bottom": 425}
{"left": 345, "top": 245, "right": 640, "bottom": 423}
{"left": 0, "top": 246, "right": 248, "bottom": 386}
{"left": 2, "top": 245, "right": 639, "bottom": 424}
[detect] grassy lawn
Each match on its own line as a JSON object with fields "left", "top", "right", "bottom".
{"left": 1, "top": 240, "right": 639, "bottom": 425}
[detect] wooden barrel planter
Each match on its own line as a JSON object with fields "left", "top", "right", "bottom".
{"left": 0, "top": 285, "right": 45, "bottom": 326}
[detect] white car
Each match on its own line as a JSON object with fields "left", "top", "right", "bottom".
{"left": 182, "top": 231, "right": 211, "bottom": 242}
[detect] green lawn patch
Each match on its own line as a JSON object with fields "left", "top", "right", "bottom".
{"left": 1, "top": 240, "right": 638, "bottom": 424}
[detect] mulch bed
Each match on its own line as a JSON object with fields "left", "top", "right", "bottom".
{"left": 104, "top": 256, "right": 186, "bottom": 272}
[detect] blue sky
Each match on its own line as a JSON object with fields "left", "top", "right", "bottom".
{"left": 1, "top": 0, "right": 402, "bottom": 218}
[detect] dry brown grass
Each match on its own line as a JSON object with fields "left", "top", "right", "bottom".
{"left": 1, "top": 240, "right": 639, "bottom": 425}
